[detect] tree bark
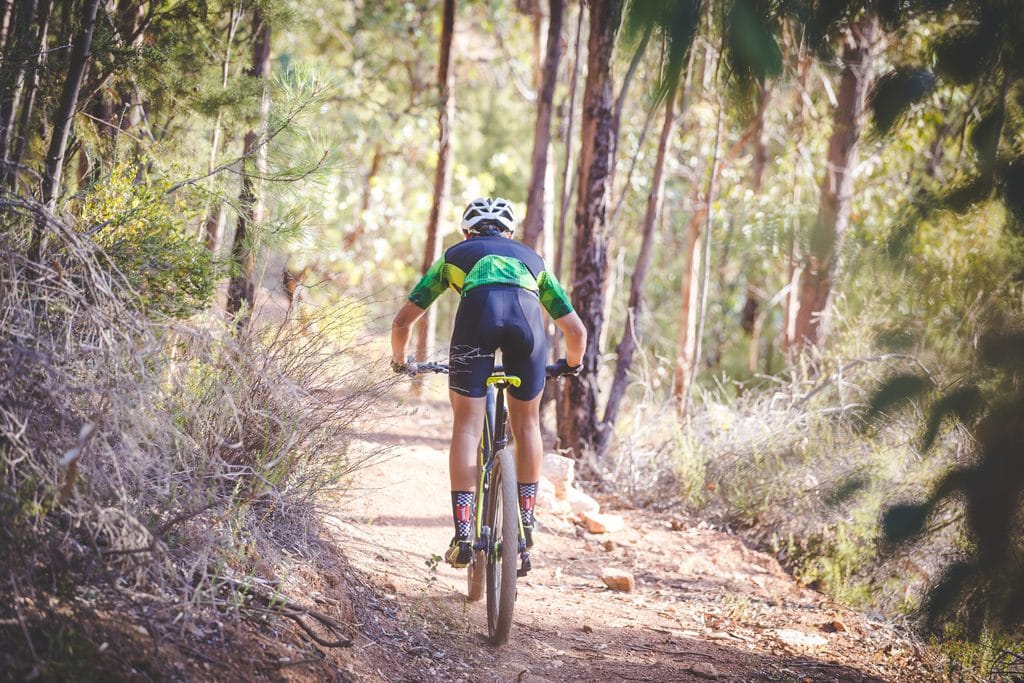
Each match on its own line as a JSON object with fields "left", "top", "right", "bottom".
{"left": 562, "top": 0, "right": 623, "bottom": 458}
{"left": 791, "top": 13, "right": 879, "bottom": 350}
{"left": 743, "top": 80, "right": 772, "bottom": 371}
{"left": 6, "top": 0, "right": 49, "bottom": 192}
{"left": 225, "top": 10, "right": 271, "bottom": 327}
{"left": 554, "top": 2, "right": 584, "bottom": 283}
{"left": 551, "top": 2, "right": 584, "bottom": 441}
{"left": 684, "top": 103, "right": 725, "bottom": 413}
{"left": 204, "top": 3, "right": 243, "bottom": 254}
{"left": 782, "top": 45, "right": 811, "bottom": 353}
{"left": 0, "top": 0, "right": 14, "bottom": 57}
{"left": 414, "top": 0, "right": 455, "bottom": 362}
{"left": 29, "top": 0, "right": 99, "bottom": 262}
{"left": 521, "top": 0, "right": 564, "bottom": 251}
{"left": 0, "top": 0, "right": 36, "bottom": 171}
{"left": 599, "top": 73, "right": 681, "bottom": 456}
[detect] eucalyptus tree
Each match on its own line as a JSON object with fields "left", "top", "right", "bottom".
{"left": 790, "top": 8, "right": 881, "bottom": 350}
{"left": 415, "top": 0, "right": 456, "bottom": 362}
{"left": 521, "top": 0, "right": 565, "bottom": 252}
{"left": 599, "top": 0, "right": 701, "bottom": 457}
{"left": 28, "top": 0, "right": 100, "bottom": 262}
{"left": 226, "top": 7, "right": 272, "bottom": 326}
{"left": 561, "top": 0, "right": 624, "bottom": 457}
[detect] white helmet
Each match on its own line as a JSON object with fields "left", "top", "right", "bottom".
{"left": 462, "top": 197, "right": 516, "bottom": 234}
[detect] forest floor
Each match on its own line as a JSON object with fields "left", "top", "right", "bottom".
{"left": 314, "top": 386, "right": 948, "bottom": 682}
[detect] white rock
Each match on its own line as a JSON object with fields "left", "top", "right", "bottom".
{"left": 771, "top": 628, "right": 828, "bottom": 649}
{"left": 537, "top": 478, "right": 571, "bottom": 517}
{"left": 582, "top": 511, "right": 625, "bottom": 534}
{"left": 566, "top": 485, "right": 600, "bottom": 516}
{"left": 542, "top": 453, "right": 575, "bottom": 497}
{"left": 600, "top": 567, "right": 635, "bottom": 592}
{"left": 686, "top": 662, "right": 719, "bottom": 679}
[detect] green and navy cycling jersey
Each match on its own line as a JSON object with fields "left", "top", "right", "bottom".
{"left": 408, "top": 236, "right": 574, "bottom": 319}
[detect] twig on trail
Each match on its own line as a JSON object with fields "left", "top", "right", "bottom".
{"left": 8, "top": 573, "right": 40, "bottom": 664}
{"left": 279, "top": 608, "right": 354, "bottom": 649}
{"left": 628, "top": 643, "right": 719, "bottom": 660}
{"left": 246, "top": 603, "right": 353, "bottom": 648}
{"left": 778, "top": 658, "right": 873, "bottom": 675}
{"left": 256, "top": 656, "right": 323, "bottom": 671}
{"left": 229, "top": 575, "right": 354, "bottom": 649}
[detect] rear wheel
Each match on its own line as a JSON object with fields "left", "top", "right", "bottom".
{"left": 485, "top": 447, "right": 519, "bottom": 645}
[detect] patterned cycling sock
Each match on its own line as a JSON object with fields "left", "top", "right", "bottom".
{"left": 451, "top": 491, "right": 474, "bottom": 541}
{"left": 518, "top": 482, "right": 538, "bottom": 529}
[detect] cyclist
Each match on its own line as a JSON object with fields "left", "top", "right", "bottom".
{"left": 391, "top": 197, "right": 587, "bottom": 568}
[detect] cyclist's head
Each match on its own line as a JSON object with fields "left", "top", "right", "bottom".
{"left": 462, "top": 197, "right": 515, "bottom": 237}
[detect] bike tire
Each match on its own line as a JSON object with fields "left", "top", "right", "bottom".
{"left": 485, "top": 446, "right": 519, "bottom": 645}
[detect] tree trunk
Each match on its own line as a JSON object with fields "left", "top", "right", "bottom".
{"left": 599, "top": 74, "right": 680, "bottom": 456}
{"left": 346, "top": 143, "right": 384, "bottom": 249}
{"left": 551, "top": 2, "right": 584, "bottom": 443}
{"left": 562, "top": 0, "right": 623, "bottom": 458}
{"left": 225, "top": 10, "right": 271, "bottom": 327}
{"left": 750, "top": 82, "right": 771, "bottom": 192}
{"left": 667, "top": 117, "right": 756, "bottom": 409}
{"left": 554, "top": 2, "right": 584, "bottom": 283}
{"left": 684, "top": 104, "right": 725, "bottom": 413}
{"left": 791, "top": 14, "right": 879, "bottom": 350}
{"left": 0, "top": 0, "right": 14, "bottom": 56}
{"left": 6, "top": 0, "right": 50, "bottom": 192}
{"left": 29, "top": 0, "right": 99, "bottom": 262}
{"left": 672, "top": 60, "right": 734, "bottom": 416}
{"left": 672, "top": 210, "right": 702, "bottom": 414}
{"left": 782, "top": 46, "right": 811, "bottom": 353}
{"left": 0, "top": 0, "right": 36, "bottom": 170}
{"left": 743, "top": 80, "right": 771, "bottom": 371}
{"left": 203, "top": 3, "right": 243, "bottom": 254}
{"left": 521, "top": 0, "right": 564, "bottom": 251}
{"left": 414, "top": 0, "right": 455, "bottom": 362}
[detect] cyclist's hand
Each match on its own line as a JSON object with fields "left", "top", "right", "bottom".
{"left": 551, "top": 358, "right": 583, "bottom": 377}
{"left": 391, "top": 357, "right": 418, "bottom": 376}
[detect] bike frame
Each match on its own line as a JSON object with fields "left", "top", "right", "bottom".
{"left": 472, "top": 369, "right": 522, "bottom": 556}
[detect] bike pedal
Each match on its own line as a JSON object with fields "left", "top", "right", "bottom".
{"left": 517, "top": 552, "right": 532, "bottom": 578}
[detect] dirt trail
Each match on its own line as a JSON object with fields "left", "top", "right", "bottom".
{"left": 332, "top": 386, "right": 942, "bottom": 682}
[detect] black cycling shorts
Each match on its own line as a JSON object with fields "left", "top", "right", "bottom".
{"left": 449, "top": 285, "right": 548, "bottom": 401}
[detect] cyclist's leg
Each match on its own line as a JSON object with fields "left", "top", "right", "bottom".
{"left": 445, "top": 391, "right": 485, "bottom": 567}
{"left": 448, "top": 391, "right": 485, "bottom": 491}
{"left": 506, "top": 393, "right": 543, "bottom": 482}
{"left": 446, "top": 291, "right": 498, "bottom": 566}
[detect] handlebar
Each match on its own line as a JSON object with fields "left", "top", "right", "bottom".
{"left": 403, "top": 361, "right": 579, "bottom": 379}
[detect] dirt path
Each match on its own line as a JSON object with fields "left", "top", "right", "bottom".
{"left": 331, "top": 386, "right": 942, "bottom": 682}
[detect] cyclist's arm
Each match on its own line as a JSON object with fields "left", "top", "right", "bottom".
{"left": 393, "top": 257, "right": 449, "bottom": 364}
{"left": 391, "top": 300, "right": 426, "bottom": 365}
{"left": 553, "top": 310, "right": 587, "bottom": 367}
{"left": 537, "top": 270, "right": 586, "bottom": 367}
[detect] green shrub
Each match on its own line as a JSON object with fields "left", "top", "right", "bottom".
{"left": 79, "top": 163, "right": 216, "bottom": 318}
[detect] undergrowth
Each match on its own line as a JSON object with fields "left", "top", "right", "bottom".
{"left": 0, "top": 203, "right": 391, "bottom": 678}
{"left": 605, "top": 353, "right": 964, "bottom": 611}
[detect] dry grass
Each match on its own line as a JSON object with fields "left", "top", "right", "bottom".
{"left": 0, "top": 201, "right": 393, "bottom": 676}
{"left": 602, "top": 352, "right": 966, "bottom": 616}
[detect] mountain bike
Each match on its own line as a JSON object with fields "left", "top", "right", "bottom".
{"left": 412, "top": 361, "right": 570, "bottom": 645}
